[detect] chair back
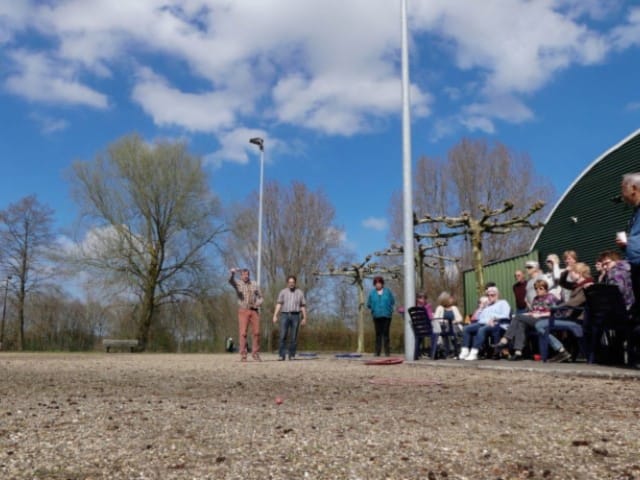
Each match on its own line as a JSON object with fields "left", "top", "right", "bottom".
{"left": 408, "top": 306, "right": 433, "bottom": 337}
{"left": 584, "top": 284, "right": 629, "bottom": 328}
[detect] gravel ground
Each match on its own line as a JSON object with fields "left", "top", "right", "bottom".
{"left": 1, "top": 353, "right": 639, "bottom": 480}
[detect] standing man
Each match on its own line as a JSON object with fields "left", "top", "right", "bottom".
{"left": 272, "top": 275, "right": 307, "bottom": 361}
{"left": 366, "top": 276, "right": 395, "bottom": 357}
{"left": 229, "top": 268, "right": 263, "bottom": 362}
{"left": 618, "top": 173, "right": 640, "bottom": 316}
{"left": 512, "top": 270, "right": 527, "bottom": 314}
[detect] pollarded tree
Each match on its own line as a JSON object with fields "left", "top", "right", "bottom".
{"left": 68, "top": 134, "right": 225, "bottom": 351}
{"left": 416, "top": 201, "right": 544, "bottom": 297}
{"left": 446, "top": 138, "right": 553, "bottom": 264}
{"left": 389, "top": 138, "right": 553, "bottom": 297}
{"left": 0, "top": 195, "right": 55, "bottom": 350}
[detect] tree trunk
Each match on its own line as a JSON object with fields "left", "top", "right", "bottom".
{"left": 417, "top": 249, "right": 425, "bottom": 292}
{"left": 17, "top": 286, "right": 25, "bottom": 351}
{"left": 471, "top": 226, "right": 485, "bottom": 297}
{"left": 357, "top": 281, "right": 365, "bottom": 353}
{"left": 136, "top": 283, "right": 156, "bottom": 351}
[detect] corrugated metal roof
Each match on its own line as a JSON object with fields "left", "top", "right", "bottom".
{"left": 534, "top": 128, "right": 640, "bottom": 269}
{"left": 461, "top": 128, "right": 640, "bottom": 310}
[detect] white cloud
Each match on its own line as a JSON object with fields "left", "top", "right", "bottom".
{"left": 413, "top": 1, "right": 609, "bottom": 94}
{"left": 327, "top": 226, "right": 356, "bottom": 252}
{"left": 29, "top": 113, "right": 69, "bottom": 134}
{"left": 204, "top": 127, "right": 280, "bottom": 167}
{"left": 611, "top": 7, "right": 640, "bottom": 49}
{"left": 362, "top": 217, "right": 388, "bottom": 232}
{"left": 626, "top": 101, "right": 640, "bottom": 111}
{"left": 0, "top": 1, "right": 32, "bottom": 44}
{"left": 460, "top": 94, "right": 535, "bottom": 133}
{"left": 4, "top": 50, "right": 108, "bottom": 108}
{"left": 131, "top": 67, "right": 240, "bottom": 132}
{"left": 556, "top": 0, "right": 625, "bottom": 21}
{"left": 61, "top": 225, "right": 123, "bottom": 258}
{"left": 0, "top": 0, "right": 634, "bottom": 149}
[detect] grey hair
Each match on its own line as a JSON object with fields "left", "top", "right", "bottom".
{"left": 622, "top": 173, "right": 640, "bottom": 188}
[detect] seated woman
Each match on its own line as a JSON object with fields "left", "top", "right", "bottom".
{"left": 598, "top": 250, "right": 635, "bottom": 310}
{"left": 493, "top": 278, "right": 559, "bottom": 360}
{"left": 459, "top": 286, "right": 510, "bottom": 361}
{"left": 533, "top": 262, "right": 593, "bottom": 362}
{"left": 433, "top": 291, "right": 463, "bottom": 357}
{"left": 557, "top": 250, "right": 579, "bottom": 302}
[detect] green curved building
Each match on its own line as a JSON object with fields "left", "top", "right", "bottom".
{"left": 533, "top": 128, "right": 640, "bottom": 267}
{"left": 464, "top": 128, "right": 640, "bottom": 313}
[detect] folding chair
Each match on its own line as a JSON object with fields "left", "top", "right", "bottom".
{"left": 583, "top": 284, "right": 631, "bottom": 365}
{"left": 408, "top": 306, "right": 438, "bottom": 360}
{"left": 431, "top": 316, "right": 460, "bottom": 359}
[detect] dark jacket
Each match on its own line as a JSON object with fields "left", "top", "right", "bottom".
{"left": 556, "top": 278, "right": 593, "bottom": 321}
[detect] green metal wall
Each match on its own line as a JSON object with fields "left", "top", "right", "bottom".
{"left": 534, "top": 129, "right": 640, "bottom": 271}
{"left": 462, "top": 129, "right": 640, "bottom": 315}
{"left": 463, "top": 251, "right": 539, "bottom": 316}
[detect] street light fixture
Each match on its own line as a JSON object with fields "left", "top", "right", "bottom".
{"left": 0, "top": 275, "right": 12, "bottom": 351}
{"left": 249, "top": 137, "right": 265, "bottom": 289}
{"left": 400, "top": 0, "right": 416, "bottom": 361}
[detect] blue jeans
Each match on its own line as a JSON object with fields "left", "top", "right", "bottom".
{"left": 462, "top": 323, "right": 501, "bottom": 350}
{"left": 278, "top": 313, "right": 301, "bottom": 359}
{"left": 535, "top": 319, "right": 580, "bottom": 352}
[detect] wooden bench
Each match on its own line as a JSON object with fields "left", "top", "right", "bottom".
{"left": 103, "top": 339, "right": 139, "bottom": 353}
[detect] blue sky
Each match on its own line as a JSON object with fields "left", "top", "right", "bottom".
{"left": 1, "top": 0, "right": 640, "bottom": 261}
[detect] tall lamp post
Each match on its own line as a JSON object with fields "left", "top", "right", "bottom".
{"left": 249, "top": 137, "right": 265, "bottom": 289}
{"left": 400, "top": 0, "right": 416, "bottom": 361}
{"left": 0, "top": 275, "right": 11, "bottom": 351}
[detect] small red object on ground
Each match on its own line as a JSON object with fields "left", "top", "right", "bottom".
{"left": 364, "top": 357, "right": 404, "bottom": 366}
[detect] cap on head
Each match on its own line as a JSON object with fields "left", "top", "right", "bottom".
{"left": 525, "top": 261, "right": 539, "bottom": 269}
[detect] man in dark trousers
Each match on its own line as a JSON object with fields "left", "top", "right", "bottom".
{"left": 512, "top": 269, "right": 528, "bottom": 314}
{"left": 618, "top": 173, "right": 640, "bottom": 317}
{"left": 272, "top": 275, "right": 307, "bottom": 360}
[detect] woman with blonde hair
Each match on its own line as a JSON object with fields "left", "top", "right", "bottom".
{"left": 433, "top": 292, "right": 463, "bottom": 325}
{"left": 433, "top": 291, "right": 463, "bottom": 358}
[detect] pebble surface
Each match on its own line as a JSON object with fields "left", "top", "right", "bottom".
{"left": 1, "top": 353, "right": 639, "bottom": 479}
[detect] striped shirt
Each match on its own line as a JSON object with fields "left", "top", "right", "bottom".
{"left": 229, "top": 275, "right": 263, "bottom": 309}
{"left": 276, "top": 288, "right": 306, "bottom": 313}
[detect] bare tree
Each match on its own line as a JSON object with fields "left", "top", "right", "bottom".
{"left": 416, "top": 201, "right": 544, "bottom": 297}
{"left": 374, "top": 240, "right": 456, "bottom": 292}
{"left": 389, "top": 155, "right": 460, "bottom": 295}
{"left": 68, "top": 134, "right": 225, "bottom": 351}
{"left": 447, "top": 138, "right": 552, "bottom": 263}
{"left": 227, "top": 181, "right": 344, "bottom": 289}
{"left": 389, "top": 138, "right": 553, "bottom": 297}
{"left": 0, "top": 195, "right": 55, "bottom": 350}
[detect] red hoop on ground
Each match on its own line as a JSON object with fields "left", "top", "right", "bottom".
{"left": 368, "top": 377, "right": 442, "bottom": 386}
{"left": 363, "top": 357, "right": 404, "bottom": 366}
